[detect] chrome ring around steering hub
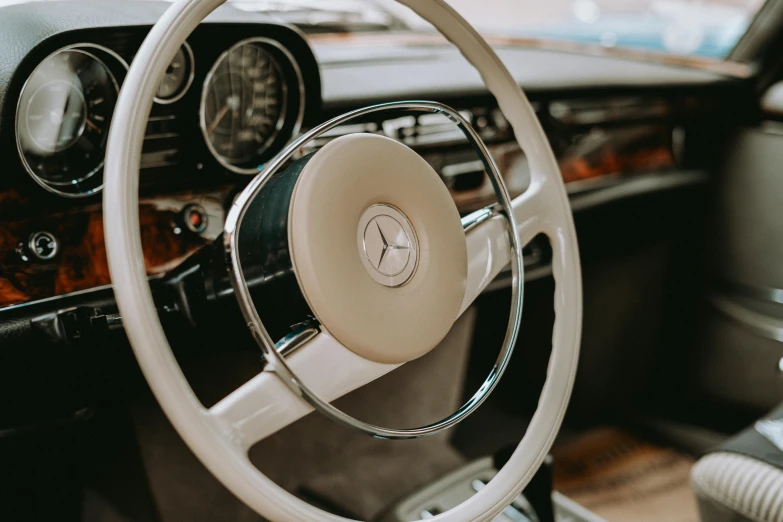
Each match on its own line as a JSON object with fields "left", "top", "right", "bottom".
{"left": 223, "top": 101, "right": 525, "bottom": 440}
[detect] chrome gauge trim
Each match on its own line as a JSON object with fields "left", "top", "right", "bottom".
{"left": 14, "top": 43, "right": 128, "bottom": 198}
{"left": 224, "top": 101, "right": 525, "bottom": 439}
{"left": 154, "top": 41, "right": 195, "bottom": 105}
{"left": 199, "top": 37, "right": 305, "bottom": 175}
{"left": 28, "top": 231, "right": 59, "bottom": 260}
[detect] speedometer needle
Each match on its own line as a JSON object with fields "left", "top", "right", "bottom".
{"left": 207, "top": 104, "right": 230, "bottom": 135}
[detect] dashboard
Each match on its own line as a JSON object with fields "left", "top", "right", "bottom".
{"left": 0, "top": 0, "right": 748, "bottom": 319}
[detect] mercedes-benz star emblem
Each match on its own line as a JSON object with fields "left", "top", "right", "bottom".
{"left": 357, "top": 204, "right": 419, "bottom": 287}
{"left": 364, "top": 216, "right": 411, "bottom": 276}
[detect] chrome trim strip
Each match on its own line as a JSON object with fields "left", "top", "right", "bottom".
{"left": 461, "top": 204, "right": 499, "bottom": 233}
{"left": 15, "top": 43, "right": 129, "bottom": 198}
{"left": 260, "top": 323, "right": 320, "bottom": 368}
{"left": 0, "top": 273, "right": 168, "bottom": 314}
{"left": 198, "top": 37, "right": 305, "bottom": 175}
{"left": 223, "top": 100, "right": 524, "bottom": 440}
{"left": 0, "top": 284, "right": 114, "bottom": 313}
{"left": 710, "top": 293, "right": 783, "bottom": 342}
{"left": 720, "top": 280, "right": 783, "bottom": 305}
{"left": 568, "top": 169, "right": 708, "bottom": 213}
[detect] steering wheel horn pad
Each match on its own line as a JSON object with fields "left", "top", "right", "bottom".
{"left": 288, "top": 134, "right": 467, "bottom": 365}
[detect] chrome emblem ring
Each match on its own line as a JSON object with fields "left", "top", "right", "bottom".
{"left": 357, "top": 203, "right": 418, "bottom": 287}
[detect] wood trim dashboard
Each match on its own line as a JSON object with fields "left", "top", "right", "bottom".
{"left": 0, "top": 187, "right": 232, "bottom": 309}
{"left": 447, "top": 124, "right": 676, "bottom": 212}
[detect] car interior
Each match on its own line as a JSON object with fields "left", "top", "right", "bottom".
{"left": 2, "top": 0, "right": 783, "bottom": 521}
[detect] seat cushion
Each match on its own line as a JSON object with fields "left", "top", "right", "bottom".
{"left": 692, "top": 403, "right": 783, "bottom": 522}
{"left": 692, "top": 452, "right": 783, "bottom": 522}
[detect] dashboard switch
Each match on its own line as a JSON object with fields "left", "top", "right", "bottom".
{"left": 28, "top": 231, "right": 58, "bottom": 260}
{"left": 183, "top": 204, "right": 208, "bottom": 234}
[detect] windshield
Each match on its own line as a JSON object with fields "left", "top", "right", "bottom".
{"left": 0, "top": 0, "right": 768, "bottom": 59}
{"left": 440, "top": 0, "right": 767, "bottom": 59}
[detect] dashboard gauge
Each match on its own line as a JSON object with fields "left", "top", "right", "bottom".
{"left": 200, "top": 38, "right": 302, "bottom": 174}
{"left": 155, "top": 42, "right": 194, "bottom": 104}
{"left": 26, "top": 80, "right": 86, "bottom": 153}
{"left": 16, "top": 45, "right": 123, "bottom": 197}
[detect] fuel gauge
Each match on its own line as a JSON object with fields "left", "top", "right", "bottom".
{"left": 155, "top": 42, "right": 194, "bottom": 104}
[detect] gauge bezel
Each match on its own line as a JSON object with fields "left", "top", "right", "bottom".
{"left": 154, "top": 41, "right": 195, "bottom": 105}
{"left": 199, "top": 37, "right": 305, "bottom": 175}
{"left": 14, "top": 43, "right": 128, "bottom": 198}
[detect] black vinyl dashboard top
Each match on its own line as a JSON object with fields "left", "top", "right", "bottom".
{"left": 315, "top": 43, "right": 747, "bottom": 111}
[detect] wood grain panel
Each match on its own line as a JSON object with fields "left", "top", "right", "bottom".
{"left": 0, "top": 189, "right": 230, "bottom": 309}
{"left": 449, "top": 126, "right": 675, "bottom": 212}
{"left": 559, "top": 144, "right": 674, "bottom": 183}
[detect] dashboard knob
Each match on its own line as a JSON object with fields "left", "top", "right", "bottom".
{"left": 182, "top": 204, "right": 208, "bottom": 234}
{"left": 28, "top": 231, "right": 59, "bottom": 260}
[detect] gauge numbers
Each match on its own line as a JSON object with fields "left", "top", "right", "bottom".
{"left": 16, "top": 47, "right": 120, "bottom": 195}
{"left": 200, "top": 39, "right": 288, "bottom": 173}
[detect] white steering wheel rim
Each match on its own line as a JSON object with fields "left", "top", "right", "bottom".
{"left": 103, "top": 1, "right": 583, "bottom": 521}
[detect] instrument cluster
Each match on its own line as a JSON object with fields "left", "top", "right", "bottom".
{"left": 13, "top": 30, "right": 306, "bottom": 197}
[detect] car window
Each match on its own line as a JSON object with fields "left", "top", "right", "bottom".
{"left": 0, "top": 0, "right": 768, "bottom": 59}
{"left": 438, "top": 0, "right": 768, "bottom": 59}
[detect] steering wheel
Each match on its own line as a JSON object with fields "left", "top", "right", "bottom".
{"left": 103, "top": 0, "right": 582, "bottom": 520}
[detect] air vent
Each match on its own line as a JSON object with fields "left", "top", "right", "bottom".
{"left": 297, "top": 106, "right": 512, "bottom": 155}
{"left": 304, "top": 121, "right": 383, "bottom": 152}
{"left": 291, "top": 106, "right": 517, "bottom": 197}
{"left": 549, "top": 97, "right": 671, "bottom": 126}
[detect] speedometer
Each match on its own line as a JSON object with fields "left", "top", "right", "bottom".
{"left": 200, "top": 38, "right": 300, "bottom": 174}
